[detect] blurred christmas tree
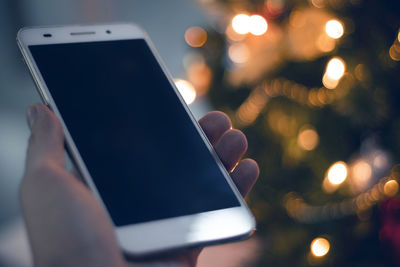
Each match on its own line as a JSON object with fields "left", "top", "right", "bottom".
{"left": 180, "top": 0, "right": 400, "bottom": 265}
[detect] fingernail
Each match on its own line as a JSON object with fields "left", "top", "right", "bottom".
{"left": 27, "top": 105, "right": 38, "bottom": 129}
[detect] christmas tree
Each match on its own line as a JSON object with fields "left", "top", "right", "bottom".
{"left": 179, "top": 0, "right": 400, "bottom": 265}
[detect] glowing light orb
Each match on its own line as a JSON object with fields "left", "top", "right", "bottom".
{"left": 384, "top": 180, "right": 399, "bottom": 197}
{"left": 228, "top": 43, "right": 250, "bottom": 64}
{"left": 325, "top": 19, "right": 344, "bottom": 39}
{"left": 184, "top": 26, "right": 207, "bottom": 47}
{"left": 311, "top": 237, "right": 330, "bottom": 257}
{"left": 322, "top": 73, "right": 339, "bottom": 89}
{"left": 174, "top": 79, "right": 196, "bottom": 105}
{"left": 327, "top": 161, "right": 348, "bottom": 185}
{"left": 249, "top": 15, "right": 268, "bottom": 36}
{"left": 297, "top": 127, "right": 319, "bottom": 151}
{"left": 232, "top": 14, "right": 250, "bottom": 35}
{"left": 351, "top": 160, "right": 372, "bottom": 183}
{"left": 326, "top": 57, "right": 346, "bottom": 80}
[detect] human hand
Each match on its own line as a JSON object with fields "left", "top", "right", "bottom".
{"left": 20, "top": 103, "right": 259, "bottom": 267}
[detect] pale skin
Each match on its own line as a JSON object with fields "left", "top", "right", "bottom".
{"left": 21, "top": 103, "right": 259, "bottom": 267}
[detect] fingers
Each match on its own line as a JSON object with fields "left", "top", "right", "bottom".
{"left": 25, "top": 103, "right": 66, "bottom": 172}
{"left": 199, "top": 111, "right": 231, "bottom": 146}
{"left": 231, "top": 159, "right": 259, "bottom": 197}
{"left": 199, "top": 111, "right": 258, "bottom": 196}
{"left": 214, "top": 129, "right": 247, "bottom": 172}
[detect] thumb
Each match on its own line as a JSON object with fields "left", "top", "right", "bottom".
{"left": 25, "top": 103, "right": 65, "bottom": 172}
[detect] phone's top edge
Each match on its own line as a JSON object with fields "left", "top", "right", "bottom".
{"left": 17, "top": 23, "right": 147, "bottom": 45}
{"left": 18, "top": 22, "right": 142, "bottom": 32}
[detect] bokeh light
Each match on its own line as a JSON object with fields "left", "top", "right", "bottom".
{"left": 323, "top": 57, "right": 345, "bottom": 89}
{"left": 187, "top": 62, "right": 212, "bottom": 96}
{"left": 310, "top": 0, "right": 325, "bottom": 8}
{"left": 174, "top": 79, "right": 196, "bottom": 105}
{"left": 325, "top": 19, "right": 344, "bottom": 39}
{"left": 228, "top": 43, "right": 250, "bottom": 64}
{"left": 350, "top": 160, "right": 372, "bottom": 191}
{"left": 231, "top": 14, "right": 268, "bottom": 36}
{"left": 225, "top": 24, "right": 246, "bottom": 42}
{"left": 327, "top": 161, "right": 348, "bottom": 185}
{"left": 249, "top": 15, "right": 268, "bottom": 36}
{"left": 311, "top": 237, "right": 330, "bottom": 257}
{"left": 316, "top": 34, "right": 336, "bottom": 53}
{"left": 184, "top": 26, "right": 207, "bottom": 47}
{"left": 266, "top": 0, "right": 285, "bottom": 15}
{"left": 389, "top": 43, "right": 400, "bottom": 61}
{"left": 326, "top": 57, "right": 345, "bottom": 80}
{"left": 384, "top": 180, "right": 399, "bottom": 197}
{"left": 297, "top": 126, "right": 319, "bottom": 151}
{"left": 232, "top": 14, "right": 250, "bottom": 35}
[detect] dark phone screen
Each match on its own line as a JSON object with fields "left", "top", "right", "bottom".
{"left": 29, "top": 39, "right": 240, "bottom": 226}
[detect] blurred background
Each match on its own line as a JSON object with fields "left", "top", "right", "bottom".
{"left": 1, "top": 0, "right": 400, "bottom": 266}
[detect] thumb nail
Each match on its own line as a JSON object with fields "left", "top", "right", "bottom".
{"left": 26, "top": 105, "right": 38, "bottom": 129}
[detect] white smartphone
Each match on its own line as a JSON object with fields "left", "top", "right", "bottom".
{"left": 17, "top": 23, "right": 255, "bottom": 256}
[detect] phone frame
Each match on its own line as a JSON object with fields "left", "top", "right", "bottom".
{"left": 17, "top": 23, "right": 255, "bottom": 256}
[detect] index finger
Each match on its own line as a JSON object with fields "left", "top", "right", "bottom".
{"left": 198, "top": 111, "right": 232, "bottom": 146}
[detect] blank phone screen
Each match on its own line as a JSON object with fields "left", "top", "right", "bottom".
{"left": 29, "top": 39, "right": 240, "bottom": 226}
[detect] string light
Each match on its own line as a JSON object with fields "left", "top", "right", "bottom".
{"left": 325, "top": 58, "right": 346, "bottom": 80}
{"left": 297, "top": 126, "right": 319, "bottom": 151}
{"left": 327, "top": 161, "right": 348, "bottom": 185}
{"left": 323, "top": 57, "right": 346, "bottom": 89}
{"left": 228, "top": 43, "right": 250, "bottom": 64}
{"left": 174, "top": 79, "right": 196, "bottom": 105}
{"left": 231, "top": 13, "right": 268, "bottom": 36}
{"left": 285, "top": 173, "right": 399, "bottom": 223}
{"left": 325, "top": 19, "right": 344, "bottom": 39}
{"left": 310, "top": 237, "right": 330, "bottom": 257}
{"left": 184, "top": 26, "right": 207, "bottom": 47}
{"left": 232, "top": 14, "right": 250, "bottom": 35}
{"left": 350, "top": 160, "right": 372, "bottom": 192}
{"left": 236, "top": 87, "right": 268, "bottom": 127}
{"left": 384, "top": 180, "right": 399, "bottom": 197}
{"left": 389, "top": 30, "right": 400, "bottom": 61}
{"left": 263, "top": 77, "right": 350, "bottom": 108}
{"left": 249, "top": 15, "right": 268, "bottom": 36}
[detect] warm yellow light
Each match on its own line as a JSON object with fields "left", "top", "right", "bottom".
{"left": 225, "top": 25, "right": 245, "bottom": 42}
{"left": 249, "top": 15, "right": 268, "bottom": 36}
{"left": 327, "top": 161, "right": 348, "bottom": 185}
{"left": 322, "top": 73, "right": 339, "bottom": 89}
{"left": 351, "top": 160, "right": 372, "bottom": 183}
{"left": 184, "top": 26, "right": 207, "bottom": 48}
{"left": 316, "top": 34, "right": 336, "bottom": 53}
{"left": 297, "top": 127, "right": 319, "bottom": 151}
{"left": 384, "top": 180, "right": 399, "bottom": 197}
{"left": 311, "top": 0, "right": 325, "bottom": 8}
{"left": 228, "top": 43, "right": 250, "bottom": 64}
{"left": 232, "top": 14, "right": 250, "bottom": 35}
{"left": 325, "top": 19, "right": 344, "bottom": 39}
{"left": 326, "top": 57, "right": 346, "bottom": 80}
{"left": 174, "top": 79, "right": 196, "bottom": 105}
{"left": 389, "top": 44, "right": 400, "bottom": 61}
{"left": 311, "top": 237, "right": 330, "bottom": 257}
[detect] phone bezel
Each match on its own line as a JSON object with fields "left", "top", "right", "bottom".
{"left": 17, "top": 23, "right": 255, "bottom": 256}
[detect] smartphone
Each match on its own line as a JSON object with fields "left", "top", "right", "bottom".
{"left": 17, "top": 23, "right": 255, "bottom": 256}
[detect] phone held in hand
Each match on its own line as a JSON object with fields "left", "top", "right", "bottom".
{"left": 17, "top": 23, "right": 255, "bottom": 256}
